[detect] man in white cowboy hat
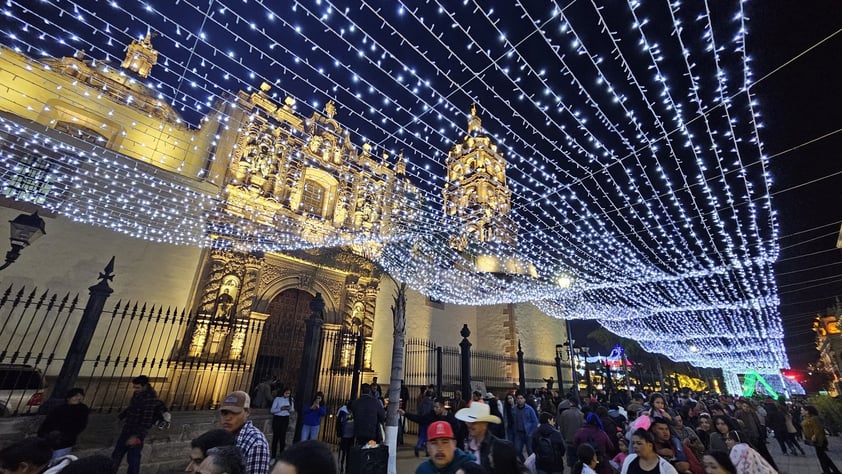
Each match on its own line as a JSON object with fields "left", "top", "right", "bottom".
{"left": 455, "top": 400, "right": 502, "bottom": 471}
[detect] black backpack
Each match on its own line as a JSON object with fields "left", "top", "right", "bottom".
{"left": 532, "top": 432, "right": 564, "bottom": 472}
{"left": 535, "top": 433, "right": 559, "bottom": 469}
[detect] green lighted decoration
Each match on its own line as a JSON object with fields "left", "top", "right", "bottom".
{"left": 742, "top": 370, "right": 779, "bottom": 399}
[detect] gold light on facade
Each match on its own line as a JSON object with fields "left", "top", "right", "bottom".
{"left": 443, "top": 105, "right": 517, "bottom": 248}
{"left": 121, "top": 31, "right": 159, "bottom": 78}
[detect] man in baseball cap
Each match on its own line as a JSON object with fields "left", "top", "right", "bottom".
{"left": 414, "top": 421, "right": 479, "bottom": 474}
{"left": 219, "top": 391, "right": 269, "bottom": 474}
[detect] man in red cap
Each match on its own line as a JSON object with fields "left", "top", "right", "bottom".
{"left": 414, "top": 421, "right": 480, "bottom": 474}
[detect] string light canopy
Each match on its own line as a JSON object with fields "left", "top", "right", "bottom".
{"left": 0, "top": 0, "right": 785, "bottom": 371}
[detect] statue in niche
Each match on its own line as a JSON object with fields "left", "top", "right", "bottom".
{"left": 214, "top": 275, "right": 241, "bottom": 321}
{"left": 351, "top": 302, "right": 364, "bottom": 323}
{"left": 215, "top": 289, "right": 234, "bottom": 321}
{"left": 350, "top": 316, "right": 362, "bottom": 334}
{"left": 354, "top": 195, "right": 377, "bottom": 229}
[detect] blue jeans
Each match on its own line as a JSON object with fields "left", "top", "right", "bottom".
{"left": 417, "top": 424, "right": 429, "bottom": 450}
{"left": 301, "top": 424, "right": 320, "bottom": 441}
{"left": 514, "top": 431, "right": 533, "bottom": 461}
{"left": 111, "top": 432, "right": 143, "bottom": 474}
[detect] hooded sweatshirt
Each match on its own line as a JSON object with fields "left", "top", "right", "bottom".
{"left": 531, "top": 423, "right": 565, "bottom": 472}
{"left": 414, "top": 448, "right": 477, "bottom": 474}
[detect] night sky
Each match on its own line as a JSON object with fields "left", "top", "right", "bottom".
{"left": 0, "top": 1, "right": 840, "bottom": 372}
{"left": 575, "top": 2, "right": 842, "bottom": 372}
{"left": 748, "top": 2, "right": 842, "bottom": 370}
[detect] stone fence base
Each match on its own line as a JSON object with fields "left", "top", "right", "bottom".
{"left": 0, "top": 409, "right": 284, "bottom": 474}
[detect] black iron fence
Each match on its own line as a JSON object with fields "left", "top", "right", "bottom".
{"left": 0, "top": 260, "right": 557, "bottom": 446}
{"left": 401, "top": 336, "right": 555, "bottom": 415}
{"left": 0, "top": 287, "right": 82, "bottom": 416}
{"left": 314, "top": 326, "right": 362, "bottom": 446}
{"left": 0, "top": 275, "right": 262, "bottom": 415}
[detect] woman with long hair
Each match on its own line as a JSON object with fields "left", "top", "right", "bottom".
{"left": 647, "top": 393, "right": 675, "bottom": 423}
{"left": 620, "top": 428, "right": 678, "bottom": 474}
{"left": 269, "top": 387, "right": 295, "bottom": 458}
{"left": 573, "top": 443, "right": 599, "bottom": 474}
{"left": 709, "top": 415, "right": 734, "bottom": 454}
{"left": 300, "top": 392, "right": 327, "bottom": 441}
{"left": 702, "top": 451, "right": 736, "bottom": 474}
{"left": 780, "top": 403, "right": 806, "bottom": 456}
{"left": 504, "top": 394, "right": 516, "bottom": 443}
{"left": 763, "top": 402, "right": 798, "bottom": 456}
{"left": 694, "top": 413, "right": 713, "bottom": 452}
{"left": 725, "top": 431, "right": 777, "bottom": 474}
{"left": 801, "top": 405, "right": 842, "bottom": 474}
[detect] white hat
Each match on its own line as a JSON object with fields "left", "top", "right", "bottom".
{"left": 455, "top": 402, "right": 501, "bottom": 424}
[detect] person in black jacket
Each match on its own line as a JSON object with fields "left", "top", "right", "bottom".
{"left": 351, "top": 383, "right": 385, "bottom": 446}
{"left": 111, "top": 375, "right": 163, "bottom": 474}
{"left": 399, "top": 397, "right": 467, "bottom": 452}
{"left": 37, "top": 388, "right": 89, "bottom": 462}
{"left": 531, "top": 412, "right": 565, "bottom": 474}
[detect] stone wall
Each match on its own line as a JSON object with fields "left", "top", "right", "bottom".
{"left": 0, "top": 206, "right": 203, "bottom": 312}
{"left": 370, "top": 278, "right": 568, "bottom": 391}
{"left": 0, "top": 409, "right": 278, "bottom": 474}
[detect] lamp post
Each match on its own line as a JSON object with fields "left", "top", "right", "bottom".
{"left": 564, "top": 341, "right": 579, "bottom": 403}
{"left": 0, "top": 212, "right": 46, "bottom": 271}
{"left": 554, "top": 344, "right": 565, "bottom": 393}
{"left": 575, "top": 345, "right": 592, "bottom": 395}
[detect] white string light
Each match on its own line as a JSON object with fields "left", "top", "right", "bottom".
{"left": 0, "top": 0, "right": 786, "bottom": 371}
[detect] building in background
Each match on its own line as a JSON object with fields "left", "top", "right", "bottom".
{"left": 812, "top": 306, "right": 842, "bottom": 396}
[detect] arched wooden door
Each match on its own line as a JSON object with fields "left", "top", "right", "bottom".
{"left": 252, "top": 289, "right": 313, "bottom": 393}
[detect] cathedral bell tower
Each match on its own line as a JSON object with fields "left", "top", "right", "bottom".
{"left": 442, "top": 105, "right": 517, "bottom": 250}
{"left": 121, "top": 31, "right": 158, "bottom": 78}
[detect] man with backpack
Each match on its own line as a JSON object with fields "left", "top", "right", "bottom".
{"left": 531, "top": 412, "right": 565, "bottom": 474}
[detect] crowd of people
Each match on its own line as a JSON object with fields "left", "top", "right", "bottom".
{"left": 0, "top": 375, "right": 339, "bottom": 474}
{"left": 1, "top": 375, "right": 840, "bottom": 474}
{"left": 405, "top": 385, "right": 842, "bottom": 474}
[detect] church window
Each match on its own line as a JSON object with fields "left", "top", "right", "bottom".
{"left": 0, "top": 134, "right": 54, "bottom": 204}
{"left": 301, "top": 179, "right": 326, "bottom": 216}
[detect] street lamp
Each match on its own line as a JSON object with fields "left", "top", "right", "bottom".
{"left": 0, "top": 212, "right": 46, "bottom": 271}
{"left": 554, "top": 344, "right": 565, "bottom": 394}
{"left": 575, "top": 345, "right": 593, "bottom": 394}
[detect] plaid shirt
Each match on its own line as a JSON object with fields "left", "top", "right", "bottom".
{"left": 118, "top": 387, "right": 159, "bottom": 438}
{"left": 236, "top": 420, "right": 270, "bottom": 474}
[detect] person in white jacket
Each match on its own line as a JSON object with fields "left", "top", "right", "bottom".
{"left": 269, "top": 388, "right": 295, "bottom": 459}
{"left": 621, "top": 428, "right": 678, "bottom": 474}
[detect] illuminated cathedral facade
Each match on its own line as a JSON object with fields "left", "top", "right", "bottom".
{"left": 0, "top": 33, "right": 566, "bottom": 404}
